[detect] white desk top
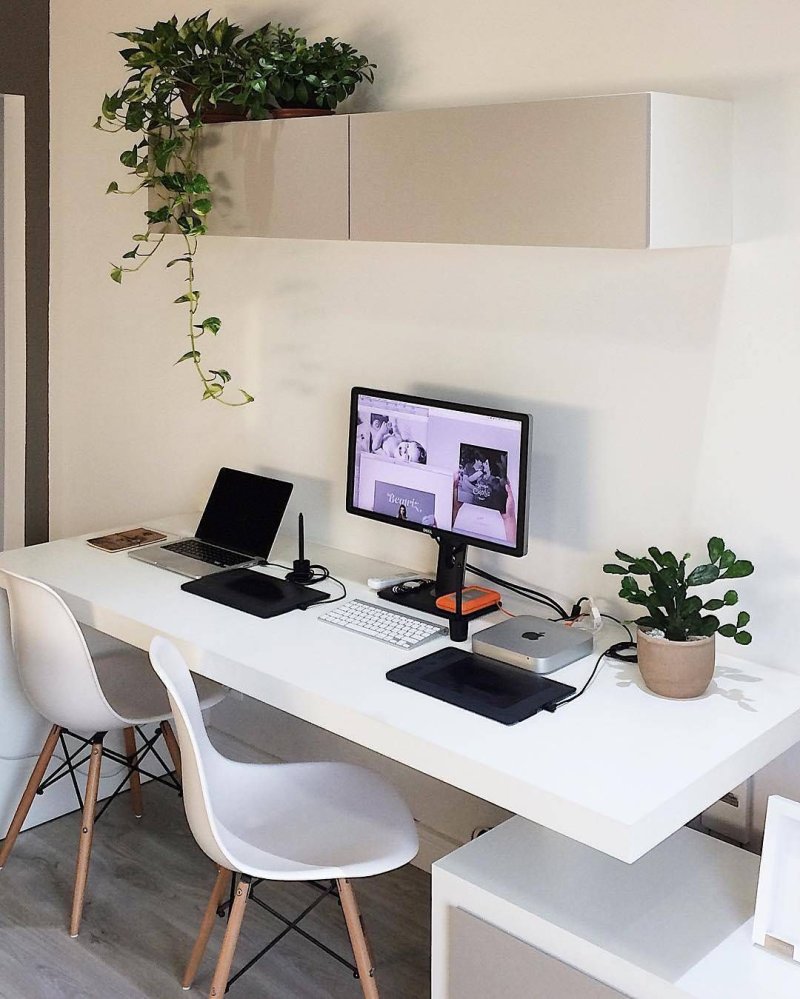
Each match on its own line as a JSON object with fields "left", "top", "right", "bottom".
{"left": 3, "top": 514, "right": 800, "bottom": 863}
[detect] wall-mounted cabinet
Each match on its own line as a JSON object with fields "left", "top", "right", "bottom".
{"left": 191, "top": 114, "right": 349, "bottom": 240}
{"left": 186, "top": 92, "right": 731, "bottom": 249}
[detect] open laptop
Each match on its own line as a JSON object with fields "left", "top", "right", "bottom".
{"left": 129, "top": 467, "right": 293, "bottom": 579}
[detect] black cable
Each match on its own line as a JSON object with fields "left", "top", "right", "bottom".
{"left": 265, "top": 561, "right": 347, "bottom": 605}
{"left": 555, "top": 641, "right": 637, "bottom": 708}
{"left": 465, "top": 563, "right": 569, "bottom": 619}
{"left": 600, "top": 613, "right": 633, "bottom": 643}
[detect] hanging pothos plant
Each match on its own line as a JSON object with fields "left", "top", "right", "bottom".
{"left": 95, "top": 13, "right": 254, "bottom": 405}
{"left": 96, "top": 13, "right": 375, "bottom": 405}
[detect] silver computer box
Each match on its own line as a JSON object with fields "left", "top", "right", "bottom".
{"left": 472, "top": 615, "right": 593, "bottom": 674}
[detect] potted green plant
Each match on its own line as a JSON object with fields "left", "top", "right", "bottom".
{"left": 239, "top": 24, "right": 376, "bottom": 118}
{"left": 97, "top": 14, "right": 376, "bottom": 403}
{"left": 96, "top": 12, "right": 256, "bottom": 404}
{"left": 603, "top": 538, "right": 754, "bottom": 698}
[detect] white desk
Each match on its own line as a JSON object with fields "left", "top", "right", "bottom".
{"left": 3, "top": 513, "right": 800, "bottom": 863}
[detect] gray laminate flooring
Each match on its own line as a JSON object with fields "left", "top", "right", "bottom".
{"left": 0, "top": 765, "right": 431, "bottom": 999}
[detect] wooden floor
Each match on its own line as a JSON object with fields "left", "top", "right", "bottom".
{"left": 0, "top": 767, "right": 431, "bottom": 999}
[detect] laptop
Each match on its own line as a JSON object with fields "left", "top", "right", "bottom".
{"left": 129, "top": 468, "right": 293, "bottom": 578}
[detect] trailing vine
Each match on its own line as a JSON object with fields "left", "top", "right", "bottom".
{"left": 96, "top": 14, "right": 253, "bottom": 405}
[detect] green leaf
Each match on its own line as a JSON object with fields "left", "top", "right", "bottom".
{"left": 203, "top": 383, "right": 224, "bottom": 400}
{"left": 144, "top": 205, "right": 170, "bottom": 224}
{"left": 120, "top": 147, "right": 139, "bottom": 168}
{"left": 719, "top": 549, "right": 736, "bottom": 570}
{"left": 695, "top": 615, "right": 719, "bottom": 636}
{"left": 106, "top": 181, "right": 119, "bottom": 194}
{"left": 718, "top": 623, "right": 736, "bottom": 638}
{"left": 707, "top": 537, "right": 725, "bottom": 563}
{"left": 734, "top": 631, "right": 752, "bottom": 645}
{"left": 122, "top": 249, "right": 138, "bottom": 259}
{"left": 721, "top": 560, "right": 754, "bottom": 579}
{"left": 240, "top": 390, "right": 255, "bottom": 403}
{"left": 109, "top": 266, "right": 123, "bottom": 284}
{"left": 603, "top": 564, "right": 627, "bottom": 574}
{"left": 686, "top": 563, "right": 720, "bottom": 586}
{"left": 192, "top": 198, "right": 212, "bottom": 216}
{"left": 166, "top": 256, "right": 193, "bottom": 268}
{"left": 174, "top": 291, "right": 200, "bottom": 304}
{"left": 703, "top": 598, "right": 724, "bottom": 611}
{"left": 737, "top": 611, "right": 750, "bottom": 628}
{"left": 209, "top": 368, "right": 231, "bottom": 383}
{"left": 614, "top": 550, "right": 636, "bottom": 563}
{"left": 201, "top": 316, "right": 221, "bottom": 334}
{"left": 132, "top": 233, "right": 149, "bottom": 242}
{"left": 723, "top": 590, "right": 738, "bottom": 605}
{"left": 175, "top": 350, "right": 200, "bottom": 364}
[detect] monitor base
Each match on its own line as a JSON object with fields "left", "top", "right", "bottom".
{"left": 377, "top": 577, "right": 499, "bottom": 622}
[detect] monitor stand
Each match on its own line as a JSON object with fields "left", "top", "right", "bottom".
{"left": 377, "top": 539, "right": 498, "bottom": 622}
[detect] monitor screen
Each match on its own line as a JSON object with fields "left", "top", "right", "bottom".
{"left": 346, "top": 389, "right": 530, "bottom": 556}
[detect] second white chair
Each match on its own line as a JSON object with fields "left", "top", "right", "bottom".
{"left": 149, "top": 636, "right": 419, "bottom": 999}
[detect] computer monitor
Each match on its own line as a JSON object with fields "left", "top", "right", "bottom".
{"left": 346, "top": 387, "right": 531, "bottom": 617}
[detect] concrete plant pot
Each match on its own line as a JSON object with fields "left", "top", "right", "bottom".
{"left": 636, "top": 628, "right": 715, "bottom": 698}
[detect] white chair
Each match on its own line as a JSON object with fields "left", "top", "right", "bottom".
{"left": 149, "top": 636, "right": 419, "bottom": 999}
{"left": 0, "top": 569, "right": 226, "bottom": 937}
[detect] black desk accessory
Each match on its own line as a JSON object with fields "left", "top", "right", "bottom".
{"left": 285, "top": 512, "right": 315, "bottom": 584}
{"left": 450, "top": 580, "right": 469, "bottom": 643}
{"left": 387, "top": 647, "right": 576, "bottom": 724}
{"left": 182, "top": 568, "right": 328, "bottom": 619}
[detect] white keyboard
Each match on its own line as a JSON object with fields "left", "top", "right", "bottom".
{"left": 318, "top": 599, "right": 447, "bottom": 650}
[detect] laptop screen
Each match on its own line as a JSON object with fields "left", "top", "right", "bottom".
{"left": 196, "top": 468, "right": 293, "bottom": 558}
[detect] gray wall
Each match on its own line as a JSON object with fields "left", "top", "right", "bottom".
{"left": 0, "top": 3, "right": 49, "bottom": 544}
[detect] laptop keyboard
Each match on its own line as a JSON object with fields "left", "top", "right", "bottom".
{"left": 162, "top": 538, "right": 249, "bottom": 568}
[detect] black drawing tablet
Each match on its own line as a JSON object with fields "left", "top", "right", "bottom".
{"left": 387, "top": 648, "right": 576, "bottom": 724}
{"left": 182, "top": 569, "right": 329, "bottom": 619}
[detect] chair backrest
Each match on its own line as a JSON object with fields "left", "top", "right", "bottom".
{"left": 148, "top": 637, "right": 232, "bottom": 870}
{"left": 1, "top": 569, "right": 126, "bottom": 733}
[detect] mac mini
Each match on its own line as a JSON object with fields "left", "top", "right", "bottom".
{"left": 472, "top": 615, "right": 593, "bottom": 674}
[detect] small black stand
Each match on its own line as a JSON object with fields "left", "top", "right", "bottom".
{"left": 378, "top": 538, "right": 495, "bottom": 636}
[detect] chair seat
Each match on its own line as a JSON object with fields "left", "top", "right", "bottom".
{"left": 209, "top": 759, "right": 418, "bottom": 881}
{"left": 89, "top": 635, "right": 226, "bottom": 725}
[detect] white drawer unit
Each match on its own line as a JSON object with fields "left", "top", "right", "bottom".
{"left": 433, "top": 817, "right": 800, "bottom": 999}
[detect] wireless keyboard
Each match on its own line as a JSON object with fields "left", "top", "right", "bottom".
{"left": 318, "top": 599, "right": 447, "bottom": 650}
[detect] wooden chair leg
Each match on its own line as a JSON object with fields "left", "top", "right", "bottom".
{"left": 0, "top": 724, "right": 61, "bottom": 870}
{"left": 123, "top": 727, "right": 143, "bottom": 818}
{"left": 337, "top": 878, "right": 380, "bottom": 999}
{"left": 69, "top": 739, "right": 103, "bottom": 937}
{"left": 208, "top": 874, "right": 249, "bottom": 999}
{"left": 182, "top": 865, "right": 231, "bottom": 990}
{"left": 161, "top": 719, "right": 182, "bottom": 782}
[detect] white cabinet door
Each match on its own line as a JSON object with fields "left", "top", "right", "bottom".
{"left": 447, "top": 908, "right": 630, "bottom": 999}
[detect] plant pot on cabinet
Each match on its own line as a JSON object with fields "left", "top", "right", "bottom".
{"left": 178, "top": 86, "right": 248, "bottom": 124}
{"left": 636, "top": 628, "right": 715, "bottom": 698}
{"left": 270, "top": 106, "right": 335, "bottom": 119}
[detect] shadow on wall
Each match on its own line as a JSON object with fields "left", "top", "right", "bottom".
{"left": 253, "top": 466, "right": 334, "bottom": 544}
{"left": 414, "top": 383, "right": 590, "bottom": 550}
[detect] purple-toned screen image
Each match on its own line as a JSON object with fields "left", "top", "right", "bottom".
{"left": 373, "top": 481, "right": 436, "bottom": 525}
{"left": 457, "top": 444, "right": 509, "bottom": 513}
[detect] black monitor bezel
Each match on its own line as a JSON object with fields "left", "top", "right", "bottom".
{"left": 346, "top": 387, "right": 530, "bottom": 558}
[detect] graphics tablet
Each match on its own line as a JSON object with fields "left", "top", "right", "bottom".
{"left": 182, "top": 568, "right": 329, "bottom": 619}
{"left": 387, "top": 647, "right": 576, "bottom": 724}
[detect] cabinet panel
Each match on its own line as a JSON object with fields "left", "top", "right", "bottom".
{"left": 447, "top": 908, "right": 630, "bottom": 999}
{"left": 195, "top": 115, "right": 349, "bottom": 240}
{"left": 350, "top": 95, "right": 650, "bottom": 248}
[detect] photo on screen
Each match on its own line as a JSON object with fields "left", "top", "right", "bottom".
{"left": 373, "top": 482, "right": 436, "bottom": 525}
{"left": 362, "top": 409, "right": 428, "bottom": 464}
{"left": 457, "top": 444, "right": 509, "bottom": 513}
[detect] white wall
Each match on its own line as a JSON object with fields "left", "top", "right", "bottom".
{"left": 50, "top": 1, "right": 800, "bottom": 845}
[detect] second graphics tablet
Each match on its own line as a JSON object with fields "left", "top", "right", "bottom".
{"left": 386, "top": 647, "right": 576, "bottom": 725}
